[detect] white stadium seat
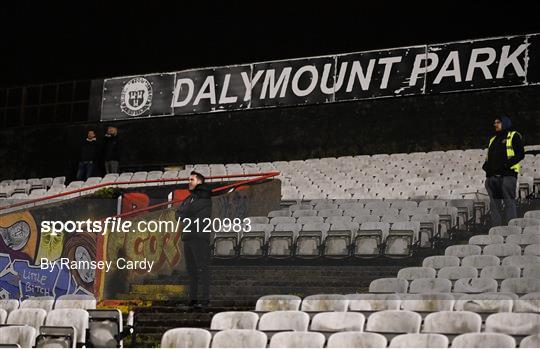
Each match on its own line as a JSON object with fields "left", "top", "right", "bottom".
{"left": 390, "top": 333, "right": 449, "bottom": 348}
{"left": 301, "top": 294, "right": 348, "bottom": 312}
{"left": 485, "top": 312, "right": 540, "bottom": 335}
{"left": 255, "top": 295, "right": 302, "bottom": 311}
{"left": 451, "top": 333, "right": 516, "bottom": 348}
{"left": 161, "top": 328, "right": 212, "bottom": 348}
{"left": 0, "top": 325, "right": 37, "bottom": 348}
{"left": 210, "top": 311, "right": 259, "bottom": 330}
{"left": 327, "top": 332, "right": 387, "bottom": 348}
{"left": 258, "top": 311, "right": 309, "bottom": 332}
{"left": 211, "top": 329, "right": 267, "bottom": 348}
{"left": 310, "top": 312, "right": 365, "bottom": 332}
{"left": 365, "top": 310, "right": 422, "bottom": 334}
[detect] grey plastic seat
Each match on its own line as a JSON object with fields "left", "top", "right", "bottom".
{"left": 451, "top": 333, "right": 516, "bottom": 348}
{"left": 485, "top": 312, "right": 540, "bottom": 335}
{"left": 239, "top": 224, "right": 271, "bottom": 257}
{"left": 400, "top": 293, "right": 454, "bottom": 312}
{"left": 267, "top": 223, "right": 301, "bottom": 257}
{"left": 317, "top": 209, "right": 343, "bottom": 218}
{"left": 438, "top": 266, "right": 478, "bottom": 280}
{"left": 445, "top": 245, "right": 481, "bottom": 258}
{"left": 20, "top": 296, "right": 54, "bottom": 312}
{"left": 310, "top": 312, "right": 365, "bottom": 332}
{"left": 454, "top": 277, "right": 498, "bottom": 293}
{"left": 369, "top": 278, "right": 409, "bottom": 293}
{"left": 270, "top": 217, "right": 296, "bottom": 225}
{"left": 480, "top": 265, "right": 521, "bottom": 280}
{"left": 365, "top": 310, "right": 422, "bottom": 333}
{"left": 454, "top": 292, "right": 517, "bottom": 313}
{"left": 409, "top": 278, "right": 452, "bottom": 294}
{"left": 346, "top": 293, "right": 401, "bottom": 311}
{"left": 268, "top": 210, "right": 292, "bottom": 218}
{"left": 488, "top": 225, "right": 522, "bottom": 237}
{"left": 0, "top": 325, "right": 37, "bottom": 348}
{"left": 324, "top": 222, "right": 354, "bottom": 257}
{"left": 258, "top": 311, "right": 309, "bottom": 331}
{"left": 354, "top": 221, "right": 389, "bottom": 257}
{"left": 45, "top": 308, "right": 89, "bottom": 344}
{"left": 461, "top": 255, "right": 500, "bottom": 269}
{"left": 514, "top": 293, "right": 540, "bottom": 313}
{"left": 386, "top": 221, "right": 420, "bottom": 257}
{"left": 468, "top": 235, "right": 504, "bottom": 246}
{"left": 523, "top": 265, "right": 540, "bottom": 278}
{"left": 0, "top": 300, "right": 19, "bottom": 314}
{"left": 523, "top": 225, "right": 540, "bottom": 235}
{"left": 211, "top": 329, "right": 267, "bottom": 348}
{"left": 508, "top": 218, "right": 540, "bottom": 229}
{"left": 269, "top": 331, "right": 325, "bottom": 348}
{"left": 500, "top": 278, "right": 540, "bottom": 294}
{"left": 292, "top": 209, "right": 317, "bottom": 217}
{"left": 524, "top": 210, "right": 540, "bottom": 219}
{"left": 397, "top": 267, "right": 436, "bottom": 281}
{"left": 54, "top": 294, "right": 96, "bottom": 310}
{"left": 423, "top": 310, "right": 481, "bottom": 334}
{"left": 423, "top": 256, "right": 460, "bottom": 270}
{"left": 327, "top": 332, "right": 387, "bottom": 348}
{"left": 502, "top": 255, "right": 540, "bottom": 268}
{"left": 247, "top": 217, "right": 269, "bottom": 224}
{"left": 301, "top": 294, "right": 348, "bottom": 312}
{"left": 296, "top": 222, "right": 328, "bottom": 258}
{"left": 521, "top": 334, "right": 540, "bottom": 348}
{"left": 161, "top": 328, "right": 211, "bottom": 348}
{"left": 506, "top": 233, "right": 540, "bottom": 246}
{"left": 483, "top": 243, "right": 522, "bottom": 257}
{"left": 255, "top": 295, "right": 301, "bottom": 311}
{"left": 524, "top": 244, "right": 540, "bottom": 256}
{"left": 7, "top": 308, "right": 47, "bottom": 331}
{"left": 211, "top": 311, "right": 259, "bottom": 330}
{"left": 390, "top": 333, "right": 449, "bottom": 348}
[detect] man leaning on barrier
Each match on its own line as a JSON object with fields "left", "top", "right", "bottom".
{"left": 175, "top": 171, "right": 213, "bottom": 309}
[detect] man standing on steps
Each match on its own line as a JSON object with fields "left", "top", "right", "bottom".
{"left": 176, "top": 171, "right": 212, "bottom": 309}
{"left": 482, "top": 116, "right": 524, "bottom": 226}
{"left": 103, "top": 126, "right": 121, "bottom": 174}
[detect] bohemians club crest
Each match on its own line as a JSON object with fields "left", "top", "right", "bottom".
{"left": 120, "top": 77, "right": 153, "bottom": 116}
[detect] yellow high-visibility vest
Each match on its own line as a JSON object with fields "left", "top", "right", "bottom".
{"left": 488, "top": 131, "right": 521, "bottom": 173}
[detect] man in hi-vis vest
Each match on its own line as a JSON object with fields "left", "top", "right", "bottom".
{"left": 482, "top": 116, "right": 525, "bottom": 226}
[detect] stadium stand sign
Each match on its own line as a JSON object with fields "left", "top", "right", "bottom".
{"left": 101, "top": 33, "right": 540, "bottom": 121}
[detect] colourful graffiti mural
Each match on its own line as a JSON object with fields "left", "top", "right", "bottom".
{"left": 102, "top": 209, "right": 184, "bottom": 287}
{"left": 0, "top": 210, "right": 95, "bottom": 299}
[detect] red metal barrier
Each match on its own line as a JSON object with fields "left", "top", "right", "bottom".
{"left": 0, "top": 172, "right": 280, "bottom": 212}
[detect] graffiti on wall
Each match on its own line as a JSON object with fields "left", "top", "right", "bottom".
{"left": 0, "top": 210, "right": 95, "bottom": 299}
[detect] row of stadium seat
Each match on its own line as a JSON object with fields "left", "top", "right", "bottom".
{"left": 0, "top": 295, "right": 131, "bottom": 348}
{"left": 253, "top": 293, "right": 539, "bottom": 314}
{"left": 179, "top": 207, "right": 539, "bottom": 348}
{"left": 161, "top": 328, "right": 539, "bottom": 348}
{"left": 2, "top": 146, "right": 538, "bottom": 211}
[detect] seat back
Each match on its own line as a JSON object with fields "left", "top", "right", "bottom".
{"left": 211, "top": 329, "right": 267, "bottom": 348}
{"left": 161, "top": 328, "right": 211, "bottom": 348}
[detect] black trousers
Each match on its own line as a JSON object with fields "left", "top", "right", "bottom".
{"left": 485, "top": 176, "right": 517, "bottom": 226}
{"left": 183, "top": 238, "right": 210, "bottom": 303}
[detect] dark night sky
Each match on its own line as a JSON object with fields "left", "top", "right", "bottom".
{"left": 2, "top": 1, "right": 540, "bottom": 87}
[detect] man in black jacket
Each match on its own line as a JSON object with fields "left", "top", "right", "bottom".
{"left": 103, "top": 126, "right": 121, "bottom": 174}
{"left": 76, "top": 130, "right": 98, "bottom": 180}
{"left": 176, "top": 171, "right": 212, "bottom": 307}
{"left": 482, "top": 116, "right": 525, "bottom": 226}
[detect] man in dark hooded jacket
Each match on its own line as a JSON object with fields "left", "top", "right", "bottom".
{"left": 176, "top": 171, "right": 212, "bottom": 307}
{"left": 482, "top": 116, "right": 524, "bottom": 226}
